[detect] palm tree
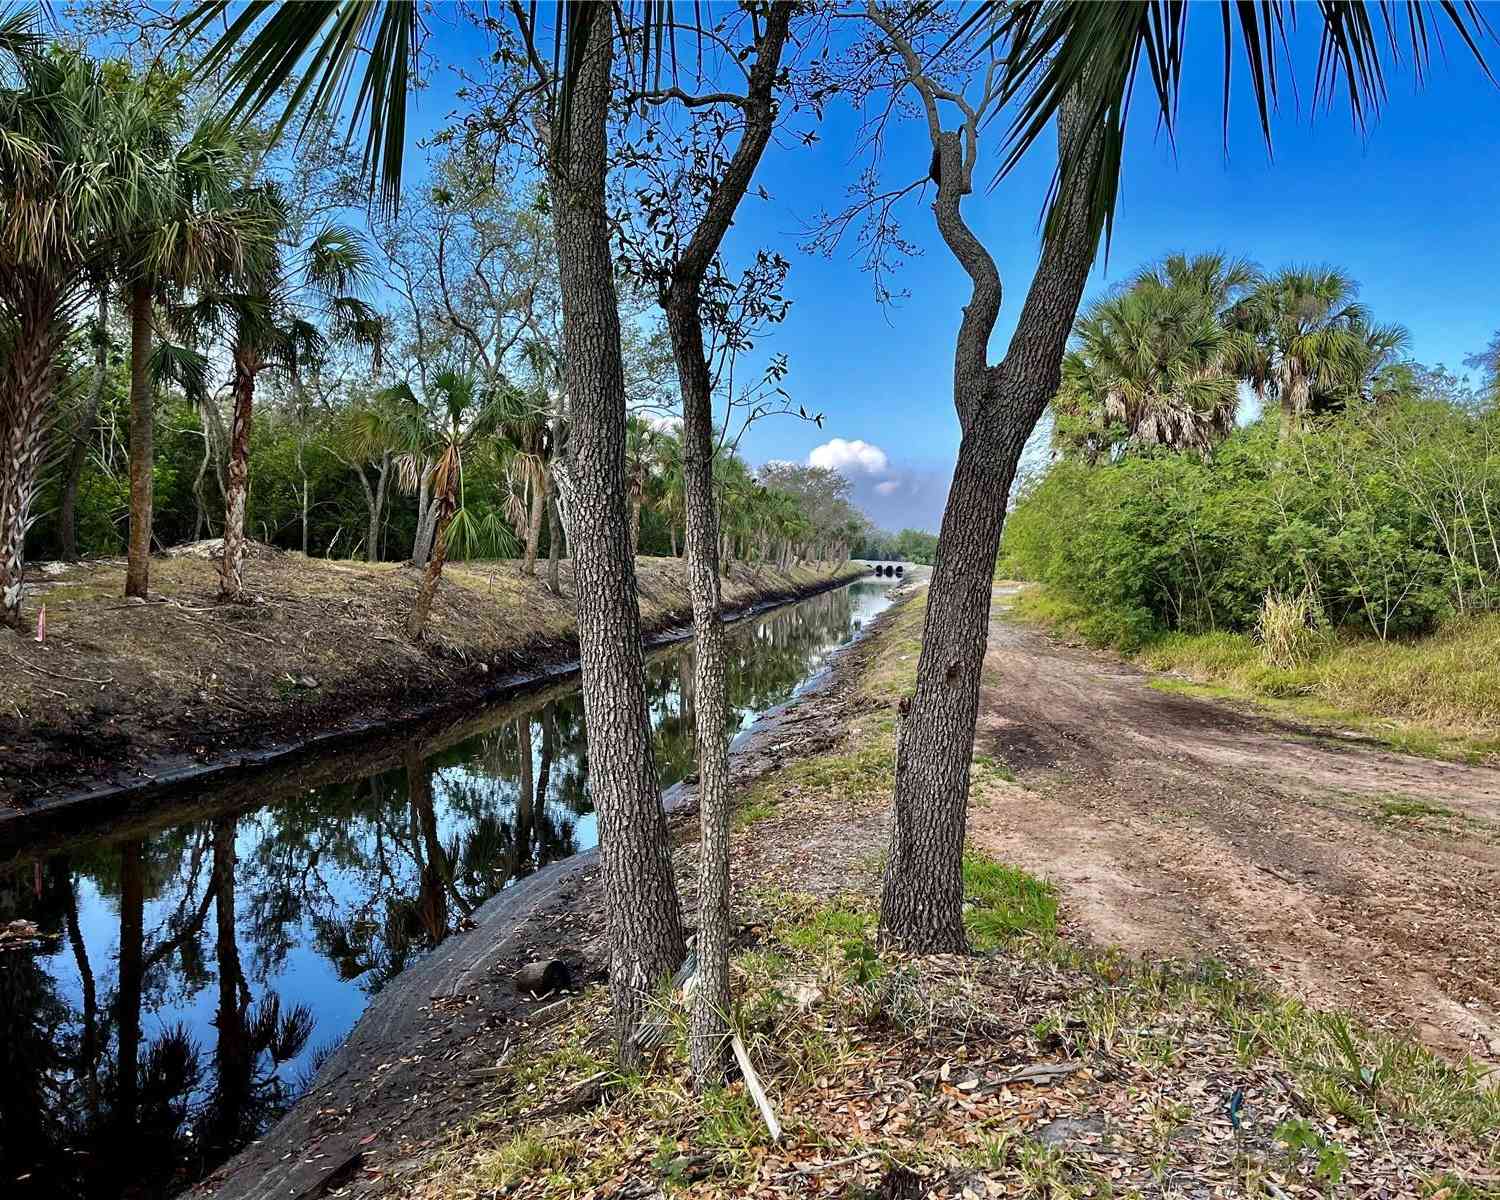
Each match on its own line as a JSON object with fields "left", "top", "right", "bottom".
{"left": 623, "top": 415, "right": 660, "bottom": 558}
{"left": 0, "top": 40, "right": 164, "bottom": 628}
{"left": 496, "top": 390, "right": 552, "bottom": 576}
{"left": 391, "top": 370, "right": 520, "bottom": 639}
{"left": 1054, "top": 255, "right": 1254, "bottom": 460}
{"left": 183, "top": 191, "right": 382, "bottom": 600}
{"left": 117, "top": 90, "right": 255, "bottom": 599}
{"left": 1236, "top": 267, "right": 1376, "bottom": 443}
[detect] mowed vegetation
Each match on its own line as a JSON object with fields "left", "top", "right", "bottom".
{"left": 412, "top": 593, "right": 1499, "bottom": 1200}
{"left": 1001, "top": 254, "right": 1500, "bottom": 755}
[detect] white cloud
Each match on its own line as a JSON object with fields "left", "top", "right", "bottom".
{"left": 807, "top": 437, "right": 889, "bottom": 476}
{"left": 875, "top": 479, "right": 901, "bottom": 496}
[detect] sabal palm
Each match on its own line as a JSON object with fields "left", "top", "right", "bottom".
{"left": 0, "top": 41, "right": 177, "bottom": 628}
{"left": 624, "top": 415, "right": 660, "bottom": 557}
{"left": 392, "top": 369, "right": 522, "bottom": 639}
{"left": 186, "top": 190, "right": 381, "bottom": 599}
{"left": 1239, "top": 267, "right": 1376, "bottom": 443}
{"left": 1055, "top": 259, "right": 1249, "bottom": 459}
{"left": 117, "top": 83, "right": 257, "bottom": 600}
{"left": 496, "top": 389, "right": 552, "bottom": 576}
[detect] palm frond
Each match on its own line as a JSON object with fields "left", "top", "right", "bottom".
{"left": 966, "top": 1, "right": 1495, "bottom": 251}
{"left": 148, "top": 339, "right": 213, "bottom": 407}
{"left": 180, "top": 0, "right": 420, "bottom": 217}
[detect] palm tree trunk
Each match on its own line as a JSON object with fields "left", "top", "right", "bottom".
{"left": 522, "top": 467, "right": 548, "bottom": 576}
{"left": 546, "top": 489, "right": 563, "bottom": 595}
{"left": 0, "top": 280, "right": 62, "bottom": 630}
{"left": 1279, "top": 373, "right": 1310, "bottom": 445}
{"left": 629, "top": 492, "right": 642, "bottom": 559}
{"left": 880, "top": 94, "right": 1101, "bottom": 953}
{"left": 550, "top": 2, "right": 685, "bottom": 1063}
{"left": 411, "top": 466, "right": 435, "bottom": 565}
{"left": 219, "top": 346, "right": 256, "bottom": 601}
{"left": 125, "top": 281, "right": 155, "bottom": 599}
{"left": 114, "top": 839, "right": 146, "bottom": 1134}
{"left": 206, "top": 814, "right": 252, "bottom": 1151}
{"left": 406, "top": 486, "right": 456, "bottom": 638}
{"left": 60, "top": 287, "right": 109, "bottom": 562}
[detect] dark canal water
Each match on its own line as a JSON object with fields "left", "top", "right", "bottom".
{"left": 0, "top": 579, "right": 894, "bottom": 1199}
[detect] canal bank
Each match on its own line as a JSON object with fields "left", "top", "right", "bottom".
{"left": 1, "top": 553, "right": 865, "bottom": 814}
{"left": 0, "top": 573, "right": 921, "bottom": 1199}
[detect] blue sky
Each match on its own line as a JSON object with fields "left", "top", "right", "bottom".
{"left": 404, "top": 8, "right": 1500, "bottom": 531}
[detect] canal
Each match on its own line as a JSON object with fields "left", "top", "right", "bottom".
{"left": 0, "top": 577, "right": 895, "bottom": 1198}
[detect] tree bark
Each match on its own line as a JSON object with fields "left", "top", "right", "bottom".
{"left": 655, "top": 0, "right": 792, "bottom": 1083}
{"left": 550, "top": 3, "right": 685, "bottom": 1062}
{"left": 60, "top": 287, "right": 109, "bottom": 561}
{"left": 124, "top": 280, "right": 155, "bottom": 599}
{"left": 410, "top": 465, "right": 436, "bottom": 565}
{"left": 879, "top": 94, "right": 1101, "bottom": 953}
{"left": 0, "top": 279, "right": 62, "bottom": 630}
{"left": 219, "top": 346, "right": 257, "bottom": 601}
{"left": 546, "top": 488, "right": 563, "bottom": 595}
{"left": 406, "top": 480, "right": 455, "bottom": 639}
{"left": 522, "top": 467, "right": 548, "bottom": 576}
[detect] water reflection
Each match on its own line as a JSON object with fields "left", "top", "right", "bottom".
{"left": 0, "top": 580, "right": 891, "bottom": 1197}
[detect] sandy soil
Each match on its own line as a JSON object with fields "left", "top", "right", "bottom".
{"left": 969, "top": 586, "right": 1500, "bottom": 1067}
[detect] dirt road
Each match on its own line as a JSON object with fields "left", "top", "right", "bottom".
{"left": 969, "top": 587, "right": 1500, "bottom": 1066}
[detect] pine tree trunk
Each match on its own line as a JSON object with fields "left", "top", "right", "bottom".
{"left": 0, "top": 280, "right": 62, "bottom": 630}
{"left": 219, "top": 347, "right": 256, "bottom": 601}
{"left": 125, "top": 280, "right": 155, "bottom": 599}
{"left": 879, "top": 95, "right": 1101, "bottom": 952}
{"left": 60, "top": 287, "right": 109, "bottom": 562}
{"left": 550, "top": 3, "right": 685, "bottom": 1062}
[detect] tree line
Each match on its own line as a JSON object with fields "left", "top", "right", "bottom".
{"left": 1004, "top": 252, "right": 1500, "bottom": 646}
{"left": 4, "top": 0, "right": 1492, "bottom": 1096}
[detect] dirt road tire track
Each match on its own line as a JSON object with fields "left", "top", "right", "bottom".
{"left": 969, "top": 589, "right": 1500, "bottom": 1065}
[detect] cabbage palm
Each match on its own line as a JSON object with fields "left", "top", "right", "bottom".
{"left": 0, "top": 41, "right": 168, "bottom": 628}
{"left": 388, "top": 370, "right": 521, "bottom": 639}
{"left": 1055, "top": 260, "right": 1250, "bottom": 460}
{"left": 1238, "top": 267, "right": 1376, "bottom": 443}
{"left": 623, "top": 415, "right": 660, "bottom": 557}
{"left": 117, "top": 90, "right": 256, "bottom": 599}
{"left": 182, "top": 190, "right": 382, "bottom": 599}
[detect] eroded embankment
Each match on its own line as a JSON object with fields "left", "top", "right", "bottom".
{"left": 187, "top": 576, "right": 923, "bottom": 1200}
{"left": 1, "top": 552, "right": 864, "bottom": 815}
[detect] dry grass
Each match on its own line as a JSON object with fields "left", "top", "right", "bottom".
{"left": 1005, "top": 584, "right": 1500, "bottom": 762}
{"left": 2, "top": 550, "right": 862, "bottom": 804}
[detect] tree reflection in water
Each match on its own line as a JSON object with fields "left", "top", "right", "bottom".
{"left": 0, "top": 581, "right": 890, "bottom": 1197}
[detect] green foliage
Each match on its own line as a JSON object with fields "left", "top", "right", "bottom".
{"left": 1003, "top": 377, "right": 1500, "bottom": 644}
{"left": 962, "top": 852, "right": 1058, "bottom": 949}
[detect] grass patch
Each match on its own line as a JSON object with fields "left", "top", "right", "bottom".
{"left": 963, "top": 852, "right": 1057, "bottom": 949}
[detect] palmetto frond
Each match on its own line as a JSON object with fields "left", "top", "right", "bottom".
{"left": 148, "top": 338, "right": 211, "bottom": 406}
{"left": 967, "top": 2, "right": 1495, "bottom": 250}
{"left": 179, "top": 2, "right": 693, "bottom": 215}
{"left": 182, "top": 0, "right": 421, "bottom": 216}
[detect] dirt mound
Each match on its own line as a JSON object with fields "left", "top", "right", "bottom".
{"left": 162, "top": 538, "right": 282, "bottom": 560}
